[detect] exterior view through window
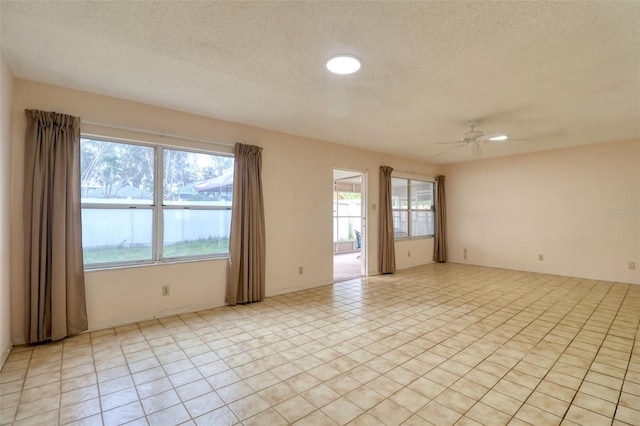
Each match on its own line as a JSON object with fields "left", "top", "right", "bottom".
{"left": 391, "top": 177, "right": 435, "bottom": 238}
{"left": 80, "top": 138, "right": 233, "bottom": 267}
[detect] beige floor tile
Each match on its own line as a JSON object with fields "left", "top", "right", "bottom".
{"left": 102, "top": 401, "right": 145, "bottom": 426}
{"left": 59, "top": 397, "right": 101, "bottom": 424}
{"left": 321, "top": 397, "right": 364, "bottom": 425}
{"left": 0, "top": 405, "right": 18, "bottom": 425}
{"left": 274, "top": 395, "right": 316, "bottom": 423}
{"left": 100, "top": 386, "right": 139, "bottom": 411}
{"left": 302, "top": 384, "right": 341, "bottom": 408}
{"left": 229, "top": 393, "right": 270, "bottom": 420}
{"left": 258, "top": 382, "right": 298, "bottom": 406}
{"left": 466, "top": 402, "right": 511, "bottom": 425}
{"left": 217, "top": 380, "right": 255, "bottom": 404}
{"left": 141, "top": 388, "right": 181, "bottom": 415}
{"left": 614, "top": 405, "right": 640, "bottom": 425}
{"left": 492, "top": 379, "right": 532, "bottom": 402}
{"left": 346, "top": 365, "right": 380, "bottom": 384}
{"left": 536, "top": 380, "right": 577, "bottom": 403}
{"left": 243, "top": 407, "right": 288, "bottom": 426}
{"left": 407, "top": 377, "right": 446, "bottom": 399}
{"left": 515, "top": 402, "right": 562, "bottom": 425}
{"left": 435, "top": 389, "right": 476, "bottom": 415}
{"left": 481, "top": 390, "right": 523, "bottom": 416}
{"left": 564, "top": 405, "right": 612, "bottom": 426}
{"left": 14, "top": 394, "right": 60, "bottom": 421}
{"left": 526, "top": 391, "right": 569, "bottom": 417}
{"left": 364, "top": 375, "right": 403, "bottom": 397}
{"left": 345, "top": 386, "right": 384, "bottom": 410}
{"left": 572, "top": 392, "right": 616, "bottom": 417}
{"left": 194, "top": 405, "right": 239, "bottom": 425}
{"left": 294, "top": 410, "right": 338, "bottom": 426}
{"left": 175, "top": 377, "right": 213, "bottom": 401}
{"left": 417, "top": 400, "right": 462, "bottom": 425}
{"left": 390, "top": 387, "right": 430, "bottom": 413}
{"left": 368, "top": 399, "right": 412, "bottom": 425}
{"left": 19, "top": 381, "right": 60, "bottom": 404}
{"left": 12, "top": 409, "right": 58, "bottom": 426}
{"left": 450, "top": 377, "right": 489, "bottom": 400}
{"left": 183, "top": 391, "right": 224, "bottom": 418}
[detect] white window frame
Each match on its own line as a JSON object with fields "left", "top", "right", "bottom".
{"left": 392, "top": 177, "right": 435, "bottom": 240}
{"left": 80, "top": 136, "right": 233, "bottom": 269}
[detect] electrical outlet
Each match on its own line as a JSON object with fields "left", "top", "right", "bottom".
{"left": 630, "top": 261, "right": 636, "bottom": 270}
{"left": 463, "top": 248, "right": 467, "bottom": 260}
{"left": 162, "top": 285, "right": 170, "bottom": 296}
{"left": 298, "top": 266, "right": 303, "bottom": 275}
{"left": 539, "top": 254, "right": 544, "bottom": 261}
{"left": 408, "top": 251, "right": 411, "bottom": 257}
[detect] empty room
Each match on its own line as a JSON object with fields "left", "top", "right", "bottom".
{"left": 0, "top": 2, "right": 638, "bottom": 426}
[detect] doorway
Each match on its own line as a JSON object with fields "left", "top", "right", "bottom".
{"left": 333, "top": 169, "right": 366, "bottom": 281}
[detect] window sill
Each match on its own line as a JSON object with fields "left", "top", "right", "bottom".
{"left": 394, "top": 236, "right": 435, "bottom": 241}
{"left": 84, "top": 255, "right": 229, "bottom": 272}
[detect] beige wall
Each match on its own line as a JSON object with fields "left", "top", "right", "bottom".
{"left": 9, "top": 79, "right": 439, "bottom": 343}
{"left": 444, "top": 139, "right": 640, "bottom": 285}
{"left": 0, "top": 50, "right": 13, "bottom": 365}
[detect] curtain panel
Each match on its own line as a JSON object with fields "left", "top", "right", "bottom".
{"left": 378, "top": 166, "right": 396, "bottom": 274}
{"left": 433, "top": 175, "right": 447, "bottom": 262}
{"left": 24, "top": 109, "right": 87, "bottom": 343}
{"left": 225, "top": 143, "right": 266, "bottom": 305}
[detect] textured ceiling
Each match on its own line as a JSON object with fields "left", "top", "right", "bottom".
{"left": 1, "top": 1, "right": 639, "bottom": 164}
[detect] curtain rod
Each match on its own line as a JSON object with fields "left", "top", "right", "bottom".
{"left": 392, "top": 168, "right": 438, "bottom": 177}
{"left": 82, "top": 120, "right": 235, "bottom": 148}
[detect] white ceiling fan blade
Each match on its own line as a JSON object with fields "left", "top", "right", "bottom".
{"left": 477, "top": 133, "right": 507, "bottom": 142}
{"left": 430, "top": 140, "right": 463, "bottom": 145}
{"left": 430, "top": 144, "right": 464, "bottom": 158}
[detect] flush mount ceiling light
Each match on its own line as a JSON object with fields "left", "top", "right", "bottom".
{"left": 326, "top": 55, "right": 361, "bottom": 75}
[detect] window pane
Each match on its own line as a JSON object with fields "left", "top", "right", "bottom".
{"left": 163, "top": 209, "right": 231, "bottom": 257}
{"left": 81, "top": 139, "right": 154, "bottom": 204}
{"left": 412, "top": 211, "right": 434, "bottom": 237}
{"left": 335, "top": 194, "right": 361, "bottom": 217}
{"left": 336, "top": 217, "right": 360, "bottom": 242}
{"left": 82, "top": 208, "right": 153, "bottom": 264}
{"left": 392, "top": 210, "right": 409, "bottom": 238}
{"left": 163, "top": 149, "right": 233, "bottom": 207}
{"left": 391, "top": 178, "right": 408, "bottom": 209}
{"left": 411, "top": 180, "right": 434, "bottom": 210}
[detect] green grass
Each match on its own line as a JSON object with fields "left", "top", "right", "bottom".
{"left": 83, "top": 237, "right": 229, "bottom": 265}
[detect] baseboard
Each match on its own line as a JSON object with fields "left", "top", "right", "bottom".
{"left": 87, "top": 302, "right": 226, "bottom": 332}
{"left": 266, "top": 279, "right": 334, "bottom": 297}
{"left": 1, "top": 341, "right": 12, "bottom": 368}
{"left": 396, "top": 260, "right": 434, "bottom": 271}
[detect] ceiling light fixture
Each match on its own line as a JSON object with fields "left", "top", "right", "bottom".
{"left": 326, "top": 55, "right": 361, "bottom": 75}
{"left": 489, "top": 135, "right": 508, "bottom": 141}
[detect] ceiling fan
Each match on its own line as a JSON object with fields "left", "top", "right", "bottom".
{"left": 431, "top": 121, "right": 527, "bottom": 158}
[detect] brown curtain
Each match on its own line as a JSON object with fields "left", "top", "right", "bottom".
{"left": 378, "top": 166, "right": 396, "bottom": 273}
{"left": 225, "top": 143, "right": 266, "bottom": 305}
{"left": 24, "top": 110, "right": 87, "bottom": 343}
{"left": 433, "top": 175, "right": 447, "bottom": 262}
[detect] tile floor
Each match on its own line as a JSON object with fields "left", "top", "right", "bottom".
{"left": 1, "top": 263, "right": 639, "bottom": 426}
{"left": 333, "top": 252, "right": 362, "bottom": 282}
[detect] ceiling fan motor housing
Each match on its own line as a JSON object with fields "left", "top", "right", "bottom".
{"left": 462, "top": 130, "right": 484, "bottom": 142}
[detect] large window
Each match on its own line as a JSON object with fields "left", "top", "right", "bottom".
{"left": 391, "top": 177, "right": 434, "bottom": 239}
{"left": 80, "top": 138, "right": 233, "bottom": 267}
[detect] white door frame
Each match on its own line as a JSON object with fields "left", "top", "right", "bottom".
{"left": 332, "top": 168, "right": 367, "bottom": 279}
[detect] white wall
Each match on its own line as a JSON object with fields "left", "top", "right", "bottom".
{"left": 444, "top": 139, "right": 640, "bottom": 285}
{"left": 0, "top": 50, "right": 13, "bottom": 366}
{"left": 10, "top": 79, "right": 440, "bottom": 342}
